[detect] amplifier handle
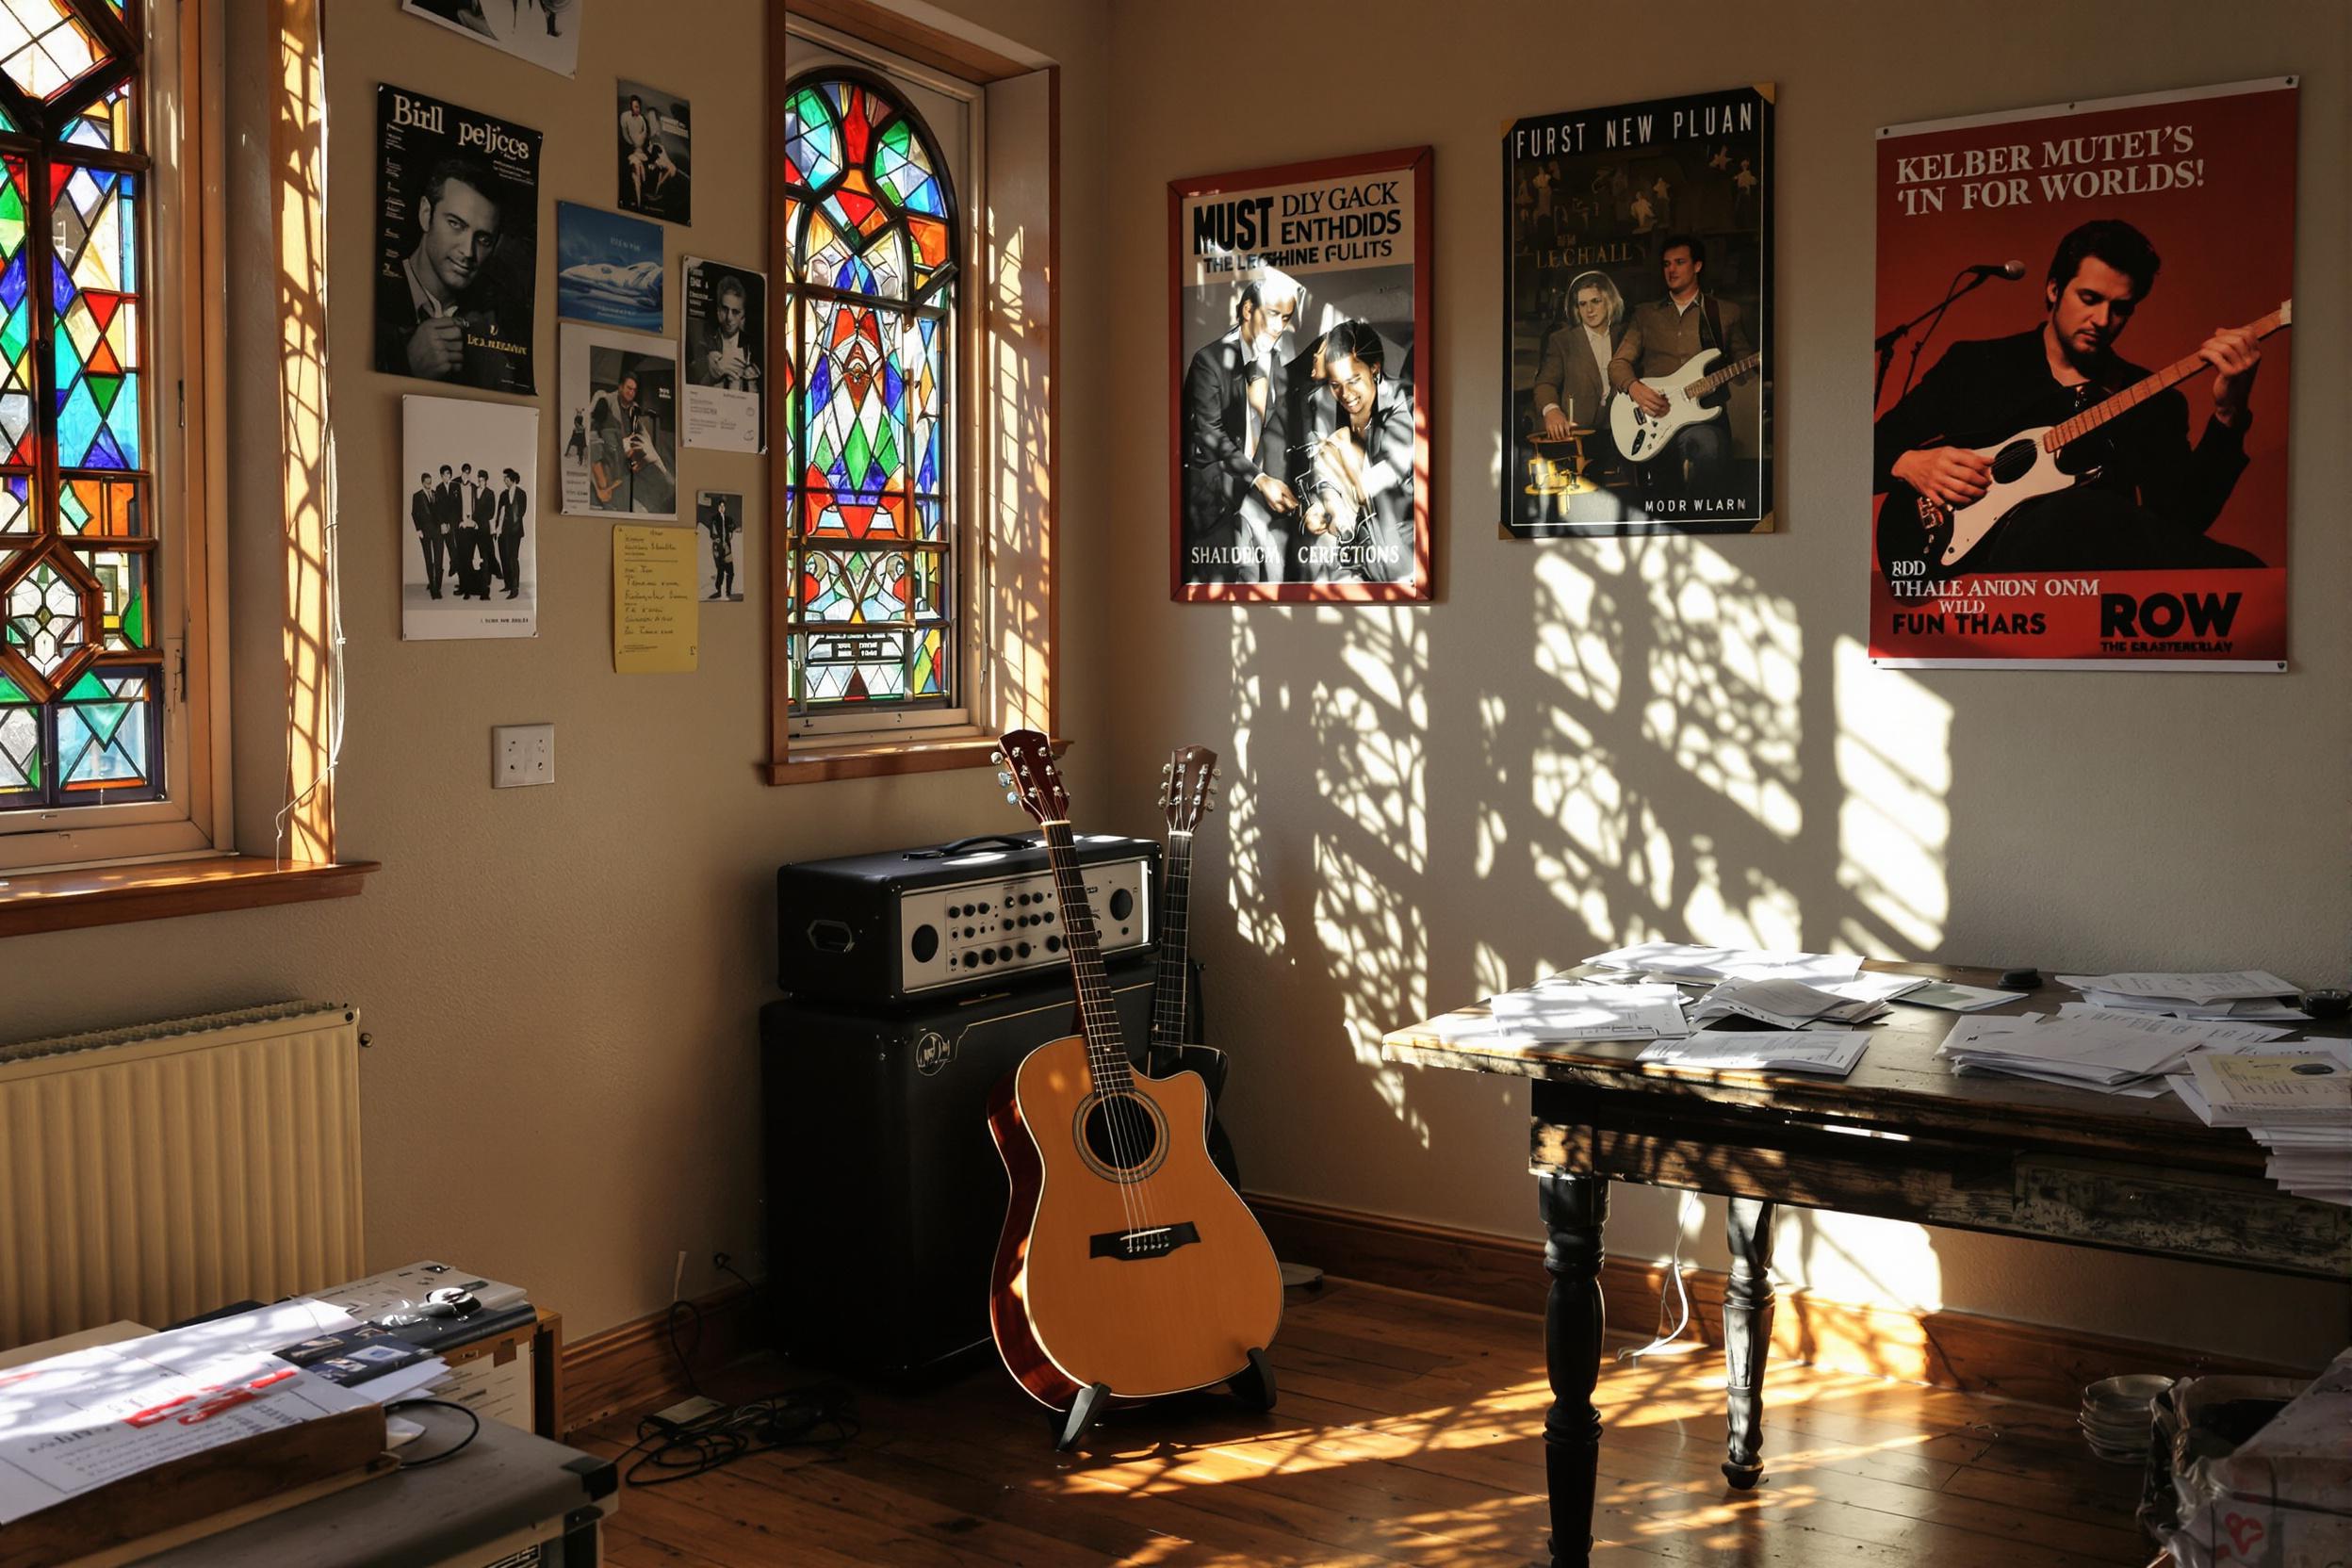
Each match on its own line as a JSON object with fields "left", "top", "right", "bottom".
{"left": 903, "top": 834, "right": 1039, "bottom": 859}
{"left": 807, "top": 920, "right": 857, "bottom": 953}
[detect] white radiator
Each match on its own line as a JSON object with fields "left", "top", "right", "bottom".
{"left": 0, "top": 1002, "right": 365, "bottom": 1350}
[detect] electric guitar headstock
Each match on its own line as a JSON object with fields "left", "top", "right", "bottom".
{"left": 993, "top": 729, "right": 1069, "bottom": 825}
{"left": 1158, "top": 745, "right": 1220, "bottom": 834}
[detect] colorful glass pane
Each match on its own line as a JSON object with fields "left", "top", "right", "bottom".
{"left": 85, "top": 544, "right": 142, "bottom": 649}
{"left": 50, "top": 164, "right": 139, "bottom": 470}
{"left": 0, "top": 155, "right": 32, "bottom": 467}
{"left": 57, "top": 664, "right": 153, "bottom": 792}
{"left": 5, "top": 553, "right": 83, "bottom": 677}
{"left": 56, "top": 474, "right": 134, "bottom": 535}
{"left": 786, "top": 74, "right": 954, "bottom": 716}
{"left": 0, "top": 472, "right": 25, "bottom": 533}
{"left": 57, "top": 77, "right": 133, "bottom": 151}
{"left": 806, "top": 299, "right": 905, "bottom": 498}
{"left": 0, "top": 0, "right": 105, "bottom": 102}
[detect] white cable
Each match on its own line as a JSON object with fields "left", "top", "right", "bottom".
{"left": 1616, "top": 1190, "right": 1704, "bottom": 1363}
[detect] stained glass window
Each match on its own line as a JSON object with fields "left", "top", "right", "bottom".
{"left": 0, "top": 0, "right": 155, "bottom": 811}
{"left": 781, "top": 72, "right": 956, "bottom": 715}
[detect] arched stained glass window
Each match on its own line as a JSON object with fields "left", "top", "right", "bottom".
{"left": 780, "top": 71, "right": 956, "bottom": 716}
{"left": 0, "top": 0, "right": 156, "bottom": 812}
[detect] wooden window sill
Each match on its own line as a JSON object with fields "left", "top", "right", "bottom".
{"left": 0, "top": 855, "right": 379, "bottom": 939}
{"left": 766, "top": 733, "right": 1064, "bottom": 786}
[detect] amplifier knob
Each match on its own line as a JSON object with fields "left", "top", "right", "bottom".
{"left": 1045, "top": 935, "right": 1061, "bottom": 953}
{"left": 910, "top": 924, "right": 939, "bottom": 963}
{"left": 999, "top": 945, "right": 1013, "bottom": 961}
{"left": 981, "top": 950, "right": 997, "bottom": 965}
{"left": 1108, "top": 888, "right": 1135, "bottom": 921}
{"left": 962, "top": 954, "right": 980, "bottom": 968}
{"left": 1017, "top": 941, "right": 1032, "bottom": 957}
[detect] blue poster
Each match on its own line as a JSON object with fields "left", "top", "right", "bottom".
{"left": 555, "top": 201, "right": 663, "bottom": 332}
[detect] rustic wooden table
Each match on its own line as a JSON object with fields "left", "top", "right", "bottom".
{"left": 1380, "top": 960, "right": 2350, "bottom": 1568}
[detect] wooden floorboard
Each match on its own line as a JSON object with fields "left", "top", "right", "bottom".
{"left": 583, "top": 1276, "right": 2153, "bottom": 1567}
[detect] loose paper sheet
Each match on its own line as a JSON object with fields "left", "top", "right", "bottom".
{"left": 614, "top": 525, "right": 698, "bottom": 673}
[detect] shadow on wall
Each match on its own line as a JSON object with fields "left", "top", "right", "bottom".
{"left": 1215, "top": 513, "right": 1957, "bottom": 1314}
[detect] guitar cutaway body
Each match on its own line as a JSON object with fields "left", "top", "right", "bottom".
{"left": 987, "top": 1034, "right": 1282, "bottom": 1408}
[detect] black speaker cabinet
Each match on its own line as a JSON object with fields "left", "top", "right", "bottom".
{"left": 759, "top": 957, "right": 1154, "bottom": 1381}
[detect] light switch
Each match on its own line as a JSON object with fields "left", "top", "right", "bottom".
{"left": 493, "top": 724, "right": 554, "bottom": 788}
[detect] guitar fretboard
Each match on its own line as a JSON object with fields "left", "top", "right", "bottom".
{"left": 1041, "top": 820, "right": 1134, "bottom": 1093}
{"left": 1683, "top": 352, "right": 1761, "bottom": 399}
{"left": 1150, "top": 831, "right": 1194, "bottom": 1054}
{"left": 2046, "top": 305, "right": 2288, "bottom": 453}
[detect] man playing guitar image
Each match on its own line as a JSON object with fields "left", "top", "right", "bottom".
{"left": 1609, "top": 234, "right": 1756, "bottom": 512}
{"left": 1873, "top": 218, "right": 2265, "bottom": 574}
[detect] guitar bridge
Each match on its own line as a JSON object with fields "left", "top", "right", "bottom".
{"left": 1088, "top": 1222, "right": 1201, "bottom": 1260}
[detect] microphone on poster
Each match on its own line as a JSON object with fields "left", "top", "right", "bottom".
{"left": 1963, "top": 260, "right": 2026, "bottom": 279}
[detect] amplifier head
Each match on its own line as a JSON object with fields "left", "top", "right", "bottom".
{"left": 776, "top": 831, "right": 1161, "bottom": 1005}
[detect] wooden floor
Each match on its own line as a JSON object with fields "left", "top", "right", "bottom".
{"left": 581, "top": 1277, "right": 2153, "bottom": 1567}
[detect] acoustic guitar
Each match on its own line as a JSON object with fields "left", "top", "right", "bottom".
{"left": 985, "top": 730, "right": 1282, "bottom": 1449}
{"left": 1148, "top": 745, "right": 1217, "bottom": 1067}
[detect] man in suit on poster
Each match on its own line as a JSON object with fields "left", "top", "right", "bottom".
{"left": 432, "top": 465, "right": 461, "bottom": 587}
{"left": 497, "top": 466, "right": 529, "bottom": 598}
{"left": 1609, "top": 234, "right": 1756, "bottom": 509}
{"left": 1181, "top": 272, "right": 1303, "bottom": 583}
{"left": 376, "top": 158, "right": 521, "bottom": 389}
{"left": 411, "top": 471, "right": 444, "bottom": 598}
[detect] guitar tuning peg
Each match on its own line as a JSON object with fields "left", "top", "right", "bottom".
{"left": 997, "top": 771, "right": 1012, "bottom": 786}
{"left": 1004, "top": 790, "right": 1020, "bottom": 806}
{"left": 988, "top": 749, "right": 1003, "bottom": 764}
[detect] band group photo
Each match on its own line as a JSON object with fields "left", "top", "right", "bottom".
{"left": 1170, "top": 152, "right": 1432, "bottom": 602}
{"left": 400, "top": 396, "right": 539, "bottom": 641}
{"left": 1504, "top": 87, "right": 1773, "bottom": 537}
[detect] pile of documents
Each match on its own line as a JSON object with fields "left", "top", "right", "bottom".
{"left": 1688, "top": 976, "right": 1904, "bottom": 1030}
{"left": 1936, "top": 1006, "right": 2293, "bottom": 1095}
{"left": 2057, "top": 969, "right": 2308, "bottom": 1021}
{"left": 1586, "top": 941, "right": 1865, "bottom": 988}
{"left": 2175, "top": 1044, "right": 2352, "bottom": 1207}
{"left": 1638, "top": 1029, "right": 1871, "bottom": 1075}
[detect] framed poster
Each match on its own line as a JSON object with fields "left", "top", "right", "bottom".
{"left": 1168, "top": 147, "right": 1432, "bottom": 602}
{"left": 1870, "top": 77, "right": 2295, "bottom": 669}
{"left": 1503, "top": 87, "right": 1773, "bottom": 537}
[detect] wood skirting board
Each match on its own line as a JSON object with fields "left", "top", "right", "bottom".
{"left": 1247, "top": 1192, "right": 2320, "bottom": 1410}
{"left": 557, "top": 1197, "right": 2318, "bottom": 1432}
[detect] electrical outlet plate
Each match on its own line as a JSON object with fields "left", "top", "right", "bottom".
{"left": 493, "top": 724, "right": 554, "bottom": 788}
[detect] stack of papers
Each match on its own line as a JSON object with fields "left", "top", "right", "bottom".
{"left": 2058, "top": 970, "right": 2308, "bottom": 1021}
{"left": 1690, "top": 977, "right": 1898, "bottom": 1030}
{"left": 1936, "top": 1013, "right": 2214, "bottom": 1092}
{"left": 1585, "top": 941, "right": 1864, "bottom": 988}
{"left": 1638, "top": 1029, "right": 1871, "bottom": 1076}
{"left": 2176, "top": 1045, "right": 2352, "bottom": 1207}
{"left": 1431, "top": 979, "right": 1690, "bottom": 1046}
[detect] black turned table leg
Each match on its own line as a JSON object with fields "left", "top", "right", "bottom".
{"left": 1722, "top": 1196, "right": 1778, "bottom": 1489}
{"left": 1540, "top": 1172, "right": 1608, "bottom": 1567}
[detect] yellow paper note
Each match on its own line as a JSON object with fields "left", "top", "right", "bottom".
{"left": 613, "top": 525, "right": 698, "bottom": 673}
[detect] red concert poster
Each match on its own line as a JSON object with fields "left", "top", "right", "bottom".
{"left": 1870, "top": 78, "right": 2296, "bottom": 668}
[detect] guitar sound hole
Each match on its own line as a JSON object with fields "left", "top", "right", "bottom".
{"left": 1081, "top": 1093, "right": 1161, "bottom": 1173}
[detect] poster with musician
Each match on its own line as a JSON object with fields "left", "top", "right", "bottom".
{"left": 1168, "top": 148, "right": 1432, "bottom": 602}
{"left": 1502, "top": 87, "right": 1773, "bottom": 538}
{"left": 374, "top": 85, "right": 542, "bottom": 396}
{"left": 1870, "top": 77, "right": 2296, "bottom": 669}
{"left": 559, "top": 323, "right": 678, "bottom": 520}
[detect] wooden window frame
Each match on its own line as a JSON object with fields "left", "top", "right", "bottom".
{"left": 767, "top": 1, "right": 1059, "bottom": 786}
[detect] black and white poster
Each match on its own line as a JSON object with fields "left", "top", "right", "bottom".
{"left": 616, "top": 81, "right": 691, "bottom": 224}
{"left": 401, "top": 0, "right": 580, "bottom": 77}
{"left": 374, "top": 85, "right": 542, "bottom": 396}
{"left": 680, "top": 257, "right": 765, "bottom": 453}
{"left": 401, "top": 396, "right": 538, "bottom": 640}
{"left": 1168, "top": 148, "right": 1433, "bottom": 602}
{"left": 696, "top": 491, "right": 743, "bottom": 602}
{"left": 560, "top": 324, "right": 678, "bottom": 519}
{"left": 1503, "top": 86, "right": 1774, "bottom": 536}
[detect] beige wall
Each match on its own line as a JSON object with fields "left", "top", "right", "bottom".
{"left": 7, "top": 0, "right": 2344, "bottom": 1364}
{"left": 1092, "top": 0, "right": 2349, "bottom": 1362}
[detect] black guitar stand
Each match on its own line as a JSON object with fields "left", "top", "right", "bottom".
{"left": 1048, "top": 1348, "right": 1280, "bottom": 1451}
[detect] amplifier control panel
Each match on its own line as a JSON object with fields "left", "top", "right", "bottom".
{"left": 899, "top": 855, "right": 1152, "bottom": 993}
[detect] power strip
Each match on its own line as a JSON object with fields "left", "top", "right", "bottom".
{"left": 647, "top": 1394, "right": 727, "bottom": 1434}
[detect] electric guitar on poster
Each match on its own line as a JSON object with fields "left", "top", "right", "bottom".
{"left": 984, "top": 730, "right": 1282, "bottom": 1451}
{"left": 1149, "top": 746, "right": 1219, "bottom": 1067}
{"left": 1880, "top": 299, "right": 2292, "bottom": 577}
{"left": 1609, "top": 346, "right": 1764, "bottom": 465}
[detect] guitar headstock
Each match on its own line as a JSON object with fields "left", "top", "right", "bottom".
{"left": 993, "top": 729, "right": 1069, "bottom": 825}
{"left": 1158, "top": 745, "right": 1220, "bottom": 833}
